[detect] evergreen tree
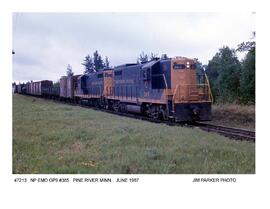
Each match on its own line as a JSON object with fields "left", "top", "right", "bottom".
{"left": 161, "top": 54, "right": 168, "bottom": 59}
{"left": 93, "top": 50, "right": 104, "bottom": 71}
{"left": 66, "top": 64, "right": 74, "bottom": 76}
{"left": 82, "top": 54, "right": 95, "bottom": 73}
{"left": 105, "top": 56, "right": 110, "bottom": 68}
{"left": 138, "top": 52, "right": 148, "bottom": 63}
{"left": 149, "top": 53, "right": 159, "bottom": 60}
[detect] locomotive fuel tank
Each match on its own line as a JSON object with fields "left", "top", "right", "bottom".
{"left": 126, "top": 105, "right": 141, "bottom": 114}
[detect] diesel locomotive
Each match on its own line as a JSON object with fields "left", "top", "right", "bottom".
{"left": 15, "top": 56, "right": 213, "bottom": 122}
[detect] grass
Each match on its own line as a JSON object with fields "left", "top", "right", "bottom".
{"left": 211, "top": 104, "right": 255, "bottom": 130}
{"left": 13, "top": 94, "right": 255, "bottom": 174}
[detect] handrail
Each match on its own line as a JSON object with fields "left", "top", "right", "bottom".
{"left": 204, "top": 73, "right": 213, "bottom": 103}
{"left": 162, "top": 74, "right": 168, "bottom": 89}
{"left": 172, "top": 84, "right": 179, "bottom": 100}
{"left": 173, "top": 84, "right": 209, "bottom": 86}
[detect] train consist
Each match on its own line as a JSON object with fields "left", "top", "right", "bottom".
{"left": 14, "top": 56, "right": 213, "bottom": 122}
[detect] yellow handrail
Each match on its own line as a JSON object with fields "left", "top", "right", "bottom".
{"left": 204, "top": 73, "right": 213, "bottom": 103}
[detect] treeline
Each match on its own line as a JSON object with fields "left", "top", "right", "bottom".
{"left": 205, "top": 37, "right": 255, "bottom": 104}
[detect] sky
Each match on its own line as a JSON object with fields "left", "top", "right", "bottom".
{"left": 12, "top": 12, "right": 255, "bottom": 83}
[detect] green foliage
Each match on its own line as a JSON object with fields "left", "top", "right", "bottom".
{"left": 53, "top": 81, "right": 60, "bottom": 87}
{"left": 149, "top": 53, "right": 159, "bottom": 60}
{"left": 104, "top": 56, "right": 110, "bottom": 68}
{"left": 161, "top": 54, "right": 168, "bottom": 59}
{"left": 137, "top": 51, "right": 149, "bottom": 63}
{"left": 206, "top": 46, "right": 241, "bottom": 103}
{"left": 194, "top": 59, "right": 206, "bottom": 84}
{"left": 66, "top": 64, "right": 73, "bottom": 76}
{"left": 82, "top": 54, "right": 95, "bottom": 74}
{"left": 237, "top": 41, "right": 255, "bottom": 52}
{"left": 239, "top": 47, "right": 255, "bottom": 104}
{"left": 82, "top": 51, "right": 111, "bottom": 73}
{"left": 93, "top": 50, "right": 104, "bottom": 71}
{"left": 206, "top": 32, "right": 255, "bottom": 104}
{"left": 137, "top": 52, "right": 165, "bottom": 63}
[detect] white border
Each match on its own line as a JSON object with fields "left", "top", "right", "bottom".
{"left": 1, "top": 0, "right": 269, "bottom": 209}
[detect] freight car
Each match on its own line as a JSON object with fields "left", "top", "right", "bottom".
{"left": 25, "top": 80, "right": 53, "bottom": 96}
{"left": 60, "top": 74, "right": 80, "bottom": 102}
{"left": 14, "top": 56, "right": 212, "bottom": 122}
{"left": 17, "top": 83, "right": 26, "bottom": 94}
{"left": 18, "top": 80, "right": 59, "bottom": 99}
{"left": 12, "top": 83, "right": 17, "bottom": 94}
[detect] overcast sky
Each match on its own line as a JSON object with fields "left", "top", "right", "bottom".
{"left": 12, "top": 12, "right": 255, "bottom": 83}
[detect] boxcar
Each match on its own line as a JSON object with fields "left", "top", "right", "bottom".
{"left": 66, "top": 75, "right": 80, "bottom": 99}
{"left": 60, "top": 76, "right": 67, "bottom": 99}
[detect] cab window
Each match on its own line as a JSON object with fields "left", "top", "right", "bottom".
{"left": 173, "top": 64, "right": 186, "bottom": 69}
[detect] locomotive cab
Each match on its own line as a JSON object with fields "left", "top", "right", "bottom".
{"left": 169, "top": 57, "right": 212, "bottom": 121}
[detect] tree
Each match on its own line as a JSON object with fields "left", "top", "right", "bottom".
{"left": 149, "top": 53, "right": 159, "bottom": 61}
{"left": 66, "top": 64, "right": 74, "bottom": 76}
{"left": 93, "top": 50, "right": 104, "bottom": 71}
{"left": 161, "top": 54, "right": 168, "bottom": 59}
{"left": 237, "top": 32, "right": 255, "bottom": 52}
{"left": 53, "top": 81, "right": 60, "bottom": 87}
{"left": 194, "top": 59, "right": 206, "bottom": 84}
{"left": 138, "top": 52, "right": 148, "bottom": 63}
{"left": 82, "top": 54, "right": 95, "bottom": 73}
{"left": 206, "top": 46, "right": 241, "bottom": 103}
{"left": 237, "top": 32, "right": 255, "bottom": 104}
{"left": 239, "top": 47, "right": 255, "bottom": 104}
{"left": 104, "top": 56, "right": 110, "bottom": 68}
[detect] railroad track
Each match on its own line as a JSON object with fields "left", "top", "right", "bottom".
{"left": 80, "top": 104, "right": 256, "bottom": 142}
{"left": 23, "top": 95, "right": 256, "bottom": 142}
{"left": 193, "top": 122, "right": 255, "bottom": 142}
